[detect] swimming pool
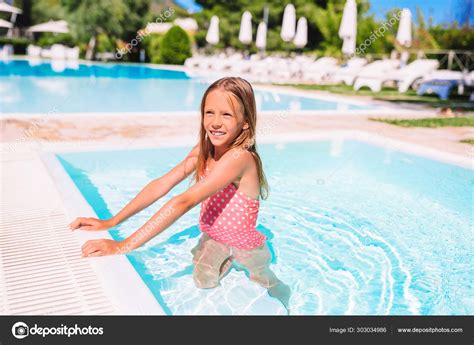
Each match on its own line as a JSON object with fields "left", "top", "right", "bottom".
{"left": 0, "top": 59, "right": 375, "bottom": 114}
{"left": 55, "top": 140, "right": 472, "bottom": 315}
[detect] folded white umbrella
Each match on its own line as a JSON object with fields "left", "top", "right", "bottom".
{"left": 28, "top": 20, "right": 69, "bottom": 33}
{"left": 206, "top": 16, "right": 219, "bottom": 45}
{"left": 174, "top": 18, "right": 198, "bottom": 32}
{"left": 293, "top": 17, "right": 307, "bottom": 48}
{"left": 339, "top": 0, "right": 357, "bottom": 56}
{"left": 338, "top": 0, "right": 357, "bottom": 38}
{"left": 281, "top": 4, "right": 296, "bottom": 42}
{"left": 238, "top": 11, "right": 252, "bottom": 45}
{"left": 396, "top": 8, "right": 412, "bottom": 47}
{"left": 256, "top": 22, "right": 267, "bottom": 50}
{"left": 342, "top": 35, "right": 356, "bottom": 56}
{"left": 146, "top": 22, "right": 172, "bottom": 33}
{"left": 0, "top": 1, "right": 22, "bottom": 36}
{"left": 0, "top": 18, "right": 12, "bottom": 28}
{"left": 0, "top": 2, "right": 23, "bottom": 14}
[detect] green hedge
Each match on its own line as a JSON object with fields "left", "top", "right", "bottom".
{"left": 159, "top": 26, "right": 192, "bottom": 65}
{"left": 96, "top": 33, "right": 115, "bottom": 53}
{"left": 429, "top": 26, "right": 474, "bottom": 51}
{"left": 37, "top": 33, "right": 77, "bottom": 48}
{"left": 142, "top": 33, "right": 163, "bottom": 64}
{"left": 0, "top": 37, "right": 32, "bottom": 55}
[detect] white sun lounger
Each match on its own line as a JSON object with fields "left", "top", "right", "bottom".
{"left": 40, "top": 48, "right": 51, "bottom": 58}
{"left": 0, "top": 44, "right": 13, "bottom": 59}
{"left": 467, "top": 71, "right": 474, "bottom": 101}
{"left": 185, "top": 54, "right": 222, "bottom": 70}
{"left": 262, "top": 57, "right": 295, "bottom": 83}
{"left": 230, "top": 59, "right": 252, "bottom": 74}
{"left": 212, "top": 53, "right": 244, "bottom": 72}
{"left": 328, "top": 57, "right": 368, "bottom": 85}
{"left": 27, "top": 44, "right": 42, "bottom": 58}
{"left": 50, "top": 44, "right": 67, "bottom": 60}
{"left": 354, "top": 59, "right": 439, "bottom": 93}
{"left": 418, "top": 70, "right": 473, "bottom": 100}
{"left": 184, "top": 56, "right": 203, "bottom": 69}
{"left": 287, "top": 55, "right": 317, "bottom": 81}
{"left": 300, "top": 57, "right": 339, "bottom": 83}
{"left": 66, "top": 46, "right": 80, "bottom": 60}
{"left": 274, "top": 59, "right": 295, "bottom": 82}
{"left": 247, "top": 59, "right": 270, "bottom": 80}
{"left": 352, "top": 59, "right": 401, "bottom": 92}
{"left": 246, "top": 56, "right": 309, "bottom": 83}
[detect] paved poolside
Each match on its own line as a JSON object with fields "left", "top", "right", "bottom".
{"left": 1, "top": 112, "right": 472, "bottom": 164}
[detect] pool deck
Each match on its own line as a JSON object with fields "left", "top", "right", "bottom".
{"left": 1, "top": 93, "right": 473, "bottom": 315}
{"left": 1, "top": 111, "right": 473, "bottom": 165}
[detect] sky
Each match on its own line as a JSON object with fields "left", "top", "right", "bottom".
{"left": 368, "top": 0, "right": 473, "bottom": 26}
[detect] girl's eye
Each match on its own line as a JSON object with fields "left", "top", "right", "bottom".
{"left": 223, "top": 113, "right": 232, "bottom": 117}
{"left": 205, "top": 111, "right": 213, "bottom": 115}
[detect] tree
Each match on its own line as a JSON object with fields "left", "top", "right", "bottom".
{"left": 31, "top": 0, "right": 66, "bottom": 23}
{"left": 411, "top": 7, "right": 439, "bottom": 50}
{"left": 159, "top": 25, "right": 192, "bottom": 65}
{"left": 121, "top": 0, "right": 151, "bottom": 42}
{"left": 192, "top": 0, "right": 370, "bottom": 54}
{"left": 66, "top": 0, "right": 127, "bottom": 43}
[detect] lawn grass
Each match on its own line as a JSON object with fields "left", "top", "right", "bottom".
{"left": 278, "top": 83, "right": 474, "bottom": 111}
{"left": 369, "top": 117, "right": 474, "bottom": 128}
{"left": 460, "top": 138, "right": 474, "bottom": 145}
{"left": 277, "top": 83, "right": 407, "bottom": 96}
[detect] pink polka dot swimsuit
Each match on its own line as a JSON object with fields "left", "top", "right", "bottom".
{"left": 199, "top": 165, "right": 267, "bottom": 249}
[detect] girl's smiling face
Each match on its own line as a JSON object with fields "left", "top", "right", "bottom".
{"left": 203, "top": 89, "right": 249, "bottom": 152}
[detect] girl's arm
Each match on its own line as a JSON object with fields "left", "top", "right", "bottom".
{"left": 81, "top": 149, "right": 251, "bottom": 257}
{"left": 70, "top": 145, "right": 199, "bottom": 231}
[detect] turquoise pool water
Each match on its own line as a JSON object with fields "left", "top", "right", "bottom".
{"left": 56, "top": 140, "right": 473, "bottom": 315}
{"left": 0, "top": 59, "right": 374, "bottom": 113}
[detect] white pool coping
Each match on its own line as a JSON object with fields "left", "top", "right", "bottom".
{"left": 42, "top": 130, "right": 473, "bottom": 170}
{"left": 40, "top": 152, "right": 166, "bottom": 315}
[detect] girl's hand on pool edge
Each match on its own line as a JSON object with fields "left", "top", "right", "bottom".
{"left": 81, "top": 239, "right": 127, "bottom": 257}
{"left": 69, "top": 217, "right": 114, "bottom": 231}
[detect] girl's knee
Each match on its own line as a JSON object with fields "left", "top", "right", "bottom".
{"left": 193, "top": 265, "right": 220, "bottom": 289}
{"left": 249, "top": 272, "right": 274, "bottom": 288}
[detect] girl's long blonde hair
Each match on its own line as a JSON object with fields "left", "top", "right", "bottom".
{"left": 193, "top": 77, "right": 269, "bottom": 200}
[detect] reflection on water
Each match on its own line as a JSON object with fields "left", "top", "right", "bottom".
{"left": 32, "top": 79, "right": 69, "bottom": 96}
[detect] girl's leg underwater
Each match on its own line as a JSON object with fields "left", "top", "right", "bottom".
{"left": 191, "top": 234, "right": 232, "bottom": 289}
{"left": 232, "top": 243, "right": 291, "bottom": 312}
{"left": 191, "top": 235, "right": 291, "bottom": 313}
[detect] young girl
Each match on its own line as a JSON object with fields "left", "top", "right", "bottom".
{"left": 70, "top": 77, "right": 291, "bottom": 312}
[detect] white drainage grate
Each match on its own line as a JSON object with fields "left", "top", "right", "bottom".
{"left": 0, "top": 147, "right": 116, "bottom": 315}
{"left": 0, "top": 208, "right": 116, "bottom": 315}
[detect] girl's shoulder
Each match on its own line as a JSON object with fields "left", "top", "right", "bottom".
{"left": 189, "top": 144, "right": 199, "bottom": 157}
{"left": 207, "top": 148, "right": 254, "bottom": 171}
{"left": 185, "top": 144, "right": 200, "bottom": 166}
{"left": 225, "top": 148, "right": 257, "bottom": 173}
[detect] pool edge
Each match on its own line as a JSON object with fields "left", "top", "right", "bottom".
{"left": 37, "top": 130, "right": 473, "bottom": 170}
{"left": 39, "top": 151, "right": 166, "bottom": 315}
